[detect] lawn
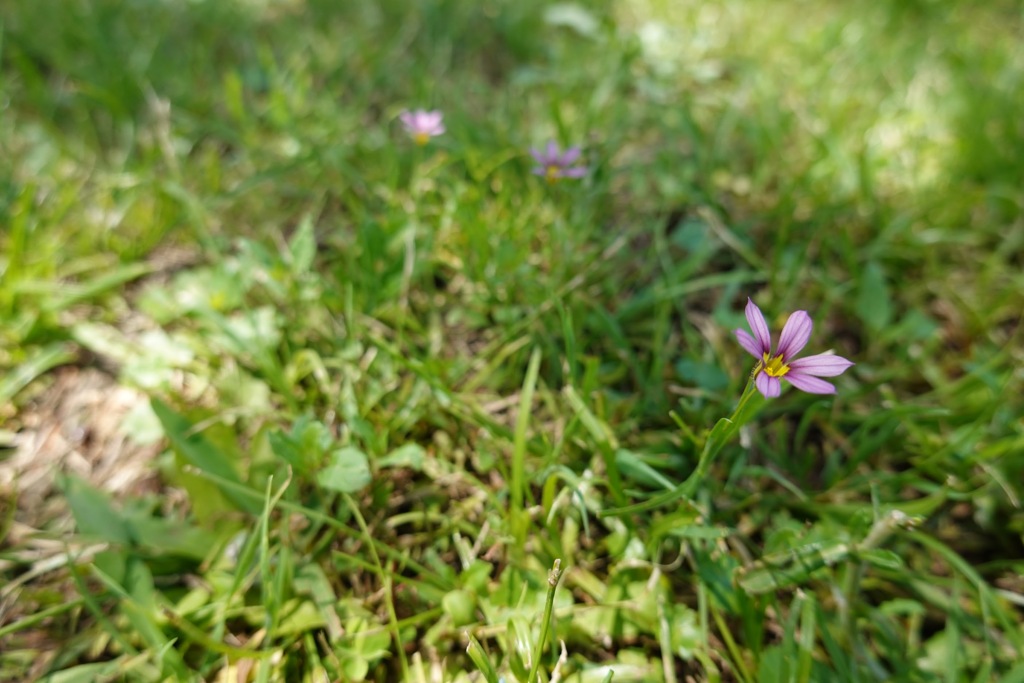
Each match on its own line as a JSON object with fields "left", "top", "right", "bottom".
{"left": 1, "top": 0, "right": 1023, "bottom": 681}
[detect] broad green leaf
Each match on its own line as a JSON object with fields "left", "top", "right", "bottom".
{"left": 130, "top": 516, "right": 219, "bottom": 560}
{"left": 317, "top": 447, "right": 371, "bottom": 493}
{"left": 268, "top": 428, "right": 306, "bottom": 472}
{"left": 442, "top": 589, "right": 476, "bottom": 627}
{"left": 378, "top": 443, "right": 426, "bottom": 470}
{"left": 151, "top": 398, "right": 260, "bottom": 513}
{"left": 59, "top": 475, "right": 133, "bottom": 545}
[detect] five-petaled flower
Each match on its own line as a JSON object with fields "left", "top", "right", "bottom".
{"left": 400, "top": 109, "right": 445, "bottom": 145}
{"left": 530, "top": 141, "right": 587, "bottom": 183}
{"left": 735, "top": 298, "right": 854, "bottom": 398}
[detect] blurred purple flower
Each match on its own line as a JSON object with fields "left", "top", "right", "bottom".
{"left": 400, "top": 109, "right": 445, "bottom": 145}
{"left": 735, "top": 298, "right": 854, "bottom": 398}
{"left": 530, "top": 141, "right": 587, "bottom": 182}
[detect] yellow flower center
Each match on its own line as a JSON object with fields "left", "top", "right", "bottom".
{"left": 760, "top": 352, "right": 790, "bottom": 378}
{"left": 414, "top": 132, "right": 430, "bottom": 146}
{"left": 545, "top": 165, "right": 561, "bottom": 183}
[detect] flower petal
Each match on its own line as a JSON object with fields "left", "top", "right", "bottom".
{"left": 784, "top": 372, "right": 836, "bottom": 394}
{"left": 734, "top": 329, "right": 763, "bottom": 359}
{"left": 561, "top": 166, "right": 588, "bottom": 178}
{"left": 787, "top": 353, "right": 854, "bottom": 377}
{"left": 777, "top": 310, "right": 812, "bottom": 360}
{"left": 533, "top": 142, "right": 558, "bottom": 166}
{"left": 745, "top": 298, "right": 771, "bottom": 354}
{"left": 531, "top": 166, "right": 547, "bottom": 177}
{"left": 423, "top": 111, "right": 443, "bottom": 128}
{"left": 560, "top": 146, "right": 582, "bottom": 165}
{"left": 399, "top": 111, "right": 415, "bottom": 127}
{"left": 755, "top": 372, "right": 781, "bottom": 398}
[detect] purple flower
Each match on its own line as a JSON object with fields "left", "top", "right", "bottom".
{"left": 530, "top": 141, "right": 587, "bottom": 183}
{"left": 734, "top": 298, "right": 854, "bottom": 398}
{"left": 399, "top": 109, "right": 445, "bottom": 145}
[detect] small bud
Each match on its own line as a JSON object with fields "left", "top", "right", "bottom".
{"left": 548, "top": 559, "right": 562, "bottom": 587}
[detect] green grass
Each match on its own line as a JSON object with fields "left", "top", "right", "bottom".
{"left": 2, "top": 0, "right": 1023, "bottom": 681}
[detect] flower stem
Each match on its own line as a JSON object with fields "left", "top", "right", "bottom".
{"left": 528, "top": 559, "right": 563, "bottom": 683}
{"left": 600, "top": 381, "right": 764, "bottom": 517}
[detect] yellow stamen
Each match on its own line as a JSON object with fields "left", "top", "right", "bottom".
{"left": 545, "top": 165, "right": 561, "bottom": 183}
{"left": 761, "top": 352, "right": 790, "bottom": 378}
{"left": 414, "top": 132, "right": 430, "bottom": 146}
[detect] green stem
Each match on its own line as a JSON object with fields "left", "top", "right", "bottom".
{"left": 511, "top": 347, "right": 543, "bottom": 550}
{"left": 397, "top": 145, "right": 423, "bottom": 348}
{"left": 528, "top": 559, "right": 563, "bottom": 683}
{"left": 600, "top": 381, "right": 763, "bottom": 517}
{"left": 343, "top": 493, "right": 410, "bottom": 680}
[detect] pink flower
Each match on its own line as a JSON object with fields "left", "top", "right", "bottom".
{"left": 530, "top": 141, "right": 587, "bottom": 183}
{"left": 734, "top": 298, "right": 854, "bottom": 398}
{"left": 399, "top": 109, "right": 445, "bottom": 145}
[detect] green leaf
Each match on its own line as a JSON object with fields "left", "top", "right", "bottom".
{"left": 543, "top": 3, "right": 601, "bottom": 39}
{"left": 294, "top": 563, "right": 343, "bottom": 639}
{"left": 858, "top": 548, "right": 903, "bottom": 570}
{"left": 268, "top": 415, "right": 333, "bottom": 474}
{"left": 378, "top": 443, "right": 426, "bottom": 470}
{"left": 0, "top": 342, "right": 76, "bottom": 406}
{"left": 268, "top": 428, "right": 306, "bottom": 472}
{"left": 151, "top": 398, "right": 260, "bottom": 513}
{"left": 129, "top": 516, "right": 220, "bottom": 560}
{"left": 756, "top": 646, "right": 789, "bottom": 683}
{"left": 42, "top": 262, "right": 152, "bottom": 313}
{"left": 736, "top": 542, "right": 852, "bottom": 594}
{"left": 273, "top": 599, "right": 327, "bottom": 638}
{"left": 59, "top": 475, "right": 133, "bottom": 545}
{"left": 614, "top": 449, "right": 676, "bottom": 490}
{"left": 599, "top": 417, "right": 734, "bottom": 517}
{"left": 465, "top": 633, "right": 501, "bottom": 683}
{"left": 39, "top": 660, "right": 129, "bottom": 683}
{"left": 442, "top": 589, "right": 477, "bottom": 627}
{"left": 289, "top": 213, "right": 317, "bottom": 274}
{"left": 317, "top": 447, "right": 371, "bottom": 493}
{"left": 675, "top": 359, "right": 729, "bottom": 392}
{"left": 856, "top": 260, "right": 893, "bottom": 332}
{"left": 507, "top": 617, "right": 532, "bottom": 683}
{"left": 995, "top": 662, "right": 1024, "bottom": 683}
